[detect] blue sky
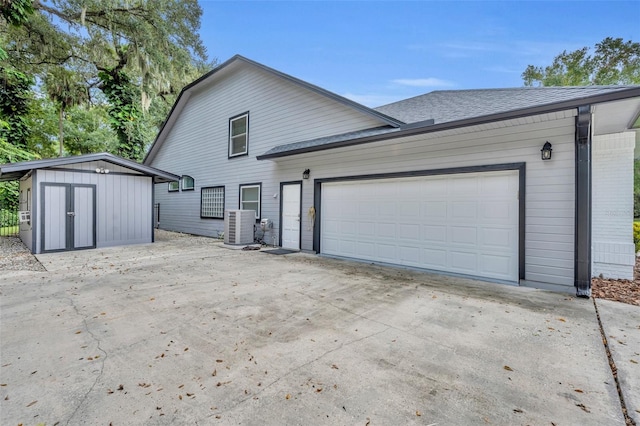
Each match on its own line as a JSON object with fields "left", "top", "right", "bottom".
{"left": 199, "top": 1, "right": 640, "bottom": 107}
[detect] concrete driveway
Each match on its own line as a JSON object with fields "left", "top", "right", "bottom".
{"left": 1, "top": 232, "right": 638, "bottom": 425}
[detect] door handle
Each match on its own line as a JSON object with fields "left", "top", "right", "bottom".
{"left": 67, "top": 212, "right": 75, "bottom": 217}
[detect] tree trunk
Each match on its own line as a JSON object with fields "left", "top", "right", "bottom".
{"left": 58, "top": 107, "right": 64, "bottom": 157}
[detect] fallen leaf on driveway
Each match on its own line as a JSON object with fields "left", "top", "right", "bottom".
{"left": 331, "top": 364, "right": 338, "bottom": 369}
{"left": 26, "top": 400, "right": 37, "bottom": 407}
{"left": 574, "top": 389, "right": 584, "bottom": 393}
{"left": 75, "top": 331, "right": 82, "bottom": 334}
{"left": 416, "top": 410, "right": 421, "bottom": 416}
{"left": 503, "top": 366, "right": 513, "bottom": 371}
{"left": 285, "top": 393, "right": 291, "bottom": 400}
{"left": 513, "top": 408, "right": 523, "bottom": 413}
{"left": 557, "top": 318, "right": 566, "bottom": 322}
{"left": 576, "top": 403, "right": 590, "bottom": 413}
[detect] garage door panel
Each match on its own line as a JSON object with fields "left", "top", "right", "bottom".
{"left": 480, "top": 174, "right": 513, "bottom": 195}
{"left": 321, "top": 170, "right": 519, "bottom": 282}
{"left": 399, "top": 223, "right": 420, "bottom": 240}
{"left": 480, "top": 254, "right": 513, "bottom": 278}
{"left": 378, "top": 204, "right": 395, "bottom": 216}
{"left": 423, "top": 201, "right": 447, "bottom": 219}
{"left": 450, "top": 177, "right": 478, "bottom": 195}
{"left": 450, "top": 251, "right": 478, "bottom": 273}
{"left": 358, "top": 221, "right": 375, "bottom": 237}
{"left": 481, "top": 201, "right": 512, "bottom": 220}
{"left": 340, "top": 220, "right": 357, "bottom": 235}
{"left": 357, "top": 241, "right": 375, "bottom": 257}
{"left": 399, "top": 246, "right": 420, "bottom": 264}
{"left": 399, "top": 202, "right": 420, "bottom": 217}
{"left": 340, "top": 240, "right": 356, "bottom": 255}
{"left": 377, "top": 243, "right": 397, "bottom": 261}
{"left": 451, "top": 201, "right": 478, "bottom": 219}
{"left": 480, "top": 227, "right": 513, "bottom": 249}
{"left": 423, "top": 224, "right": 446, "bottom": 243}
{"left": 422, "top": 247, "right": 447, "bottom": 269}
{"left": 451, "top": 226, "right": 477, "bottom": 245}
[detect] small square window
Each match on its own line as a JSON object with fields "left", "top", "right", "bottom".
{"left": 201, "top": 186, "right": 225, "bottom": 219}
{"left": 239, "top": 183, "right": 261, "bottom": 219}
{"left": 168, "top": 181, "right": 179, "bottom": 192}
{"left": 181, "top": 175, "right": 194, "bottom": 191}
{"left": 229, "top": 113, "right": 248, "bottom": 157}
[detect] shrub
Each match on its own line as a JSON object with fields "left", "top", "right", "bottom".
{"left": 634, "top": 222, "right": 640, "bottom": 253}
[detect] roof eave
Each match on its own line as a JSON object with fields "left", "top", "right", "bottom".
{"left": 257, "top": 87, "right": 640, "bottom": 160}
{"left": 0, "top": 153, "right": 180, "bottom": 183}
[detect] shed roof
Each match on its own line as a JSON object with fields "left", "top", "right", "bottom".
{"left": 0, "top": 152, "right": 179, "bottom": 183}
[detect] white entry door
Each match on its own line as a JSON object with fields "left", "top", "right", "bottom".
{"left": 281, "top": 183, "right": 301, "bottom": 250}
{"left": 320, "top": 170, "right": 519, "bottom": 282}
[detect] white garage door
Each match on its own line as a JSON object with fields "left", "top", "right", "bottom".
{"left": 321, "top": 170, "right": 519, "bottom": 281}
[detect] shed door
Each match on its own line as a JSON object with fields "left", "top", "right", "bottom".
{"left": 320, "top": 171, "right": 519, "bottom": 282}
{"left": 41, "top": 183, "right": 96, "bottom": 253}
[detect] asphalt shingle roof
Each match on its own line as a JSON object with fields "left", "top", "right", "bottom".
{"left": 258, "top": 126, "right": 401, "bottom": 158}
{"left": 374, "top": 86, "right": 640, "bottom": 124}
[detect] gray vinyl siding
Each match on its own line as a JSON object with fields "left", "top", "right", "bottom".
{"left": 34, "top": 166, "right": 152, "bottom": 252}
{"left": 271, "top": 110, "right": 577, "bottom": 289}
{"left": 149, "top": 64, "right": 386, "bottom": 237}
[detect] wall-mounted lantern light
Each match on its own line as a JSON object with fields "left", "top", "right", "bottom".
{"left": 303, "top": 169, "right": 310, "bottom": 179}
{"left": 541, "top": 141, "right": 552, "bottom": 161}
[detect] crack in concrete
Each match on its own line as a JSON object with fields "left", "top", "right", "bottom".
{"left": 592, "top": 297, "right": 636, "bottom": 426}
{"left": 206, "top": 326, "right": 391, "bottom": 419}
{"left": 64, "top": 295, "right": 108, "bottom": 426}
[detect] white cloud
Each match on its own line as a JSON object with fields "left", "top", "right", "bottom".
{"left": 392, "top": 78, "right": 454, "bottom": 88}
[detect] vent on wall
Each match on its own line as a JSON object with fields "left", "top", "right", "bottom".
{"left": 224, "top": 210, "right": 255, "bottom": 245}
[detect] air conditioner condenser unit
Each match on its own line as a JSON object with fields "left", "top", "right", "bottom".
{"left": 224, "top": 210, "right": 255, "bottom": 245}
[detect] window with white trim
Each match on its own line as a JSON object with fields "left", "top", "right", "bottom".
{"left": 239, "top": 183, "right": 261, "bottom": 219}
{"left": 201, "top": 186, "right": 225, "bottom": 219}
{"left": 181, "top": 175, "right": 194, "bottom": 191}
{"left": 229, "top": 113, "right": 248, "bottom": 157}
{"left": 168, "top": 181, "right": 179, "bottom": 192}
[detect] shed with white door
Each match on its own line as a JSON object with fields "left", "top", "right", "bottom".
{"left": 0, "top": 152, "right": 179, "bottom": 254}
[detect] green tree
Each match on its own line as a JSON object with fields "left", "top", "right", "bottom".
{"left": 3, "top": 0, "right": 212, "bottom": 160}
{"left": 523, "top": 37, "right": 640, "bottom": 217}
{"left": 522, "top": 37, "right": 640, "bottom": 86}
{"left": 0, "top": 0, "right": 34, "bottom": 60}
{"left": 44, "top": 68, "right": 89, "bottom": 156}
{"left": 0, "top": 66, "right": 33, "bottom": 149}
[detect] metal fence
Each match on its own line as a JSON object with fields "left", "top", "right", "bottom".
{"left": 153, "top": 203, "right": 160, "bottom": 229}
{"left": 0, "top": 208, "right": 19, "bottom": 237}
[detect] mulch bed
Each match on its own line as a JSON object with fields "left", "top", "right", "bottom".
{"left": 592, "top": 257, "right": 640, "bottom": 306}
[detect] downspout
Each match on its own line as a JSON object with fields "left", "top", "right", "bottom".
{"left": 575, "top": 105, "right": 592, "bottom": 297}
